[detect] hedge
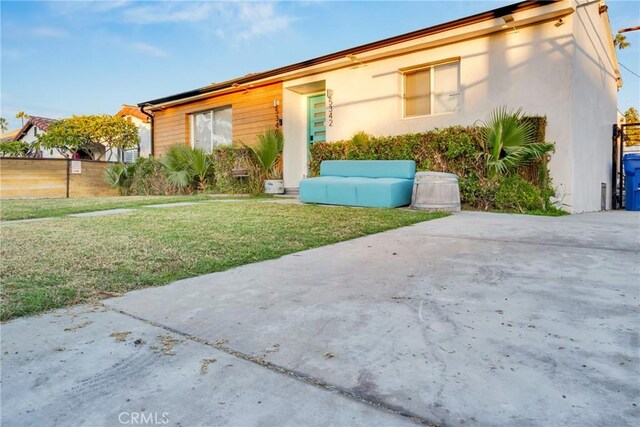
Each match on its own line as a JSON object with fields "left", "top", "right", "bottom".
{"left": 309, "top": 117, "right": 557, "bottom": 212}
{"left": 211, "top": 147, "right": 263, "bottom": 195}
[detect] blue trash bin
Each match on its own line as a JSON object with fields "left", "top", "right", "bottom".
{"left": 623, "top": 153, "right": 640, "bottom": 211}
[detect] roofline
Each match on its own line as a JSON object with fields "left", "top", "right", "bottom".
{"left": 138, "top": 0, "right": 551, "bottom": 107}
{"left": 12, "top": 117, "right": 56, "bottom": 141}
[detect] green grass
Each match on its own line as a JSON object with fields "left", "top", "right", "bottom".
{"left": 0, "top": 195, "right": 223, "bottom": 221}
{"left": 0, "top": 201, "right": 447, "bottom": 320}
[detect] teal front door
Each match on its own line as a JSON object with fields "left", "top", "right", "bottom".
{"left": 307, "top": 94, "right": 326, "bottom": 146}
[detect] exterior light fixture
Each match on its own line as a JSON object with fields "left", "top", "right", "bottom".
{"left": 502, "top": 15, "right": 514, "bottom": 28}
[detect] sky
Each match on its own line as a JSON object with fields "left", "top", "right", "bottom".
{"left": 1, "top": 0, "right": 639, "bottom": 131}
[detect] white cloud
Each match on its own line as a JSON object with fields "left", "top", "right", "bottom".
{"left": 130, "top": 42, "right": 169, "bottom": 58}
{"left": 52, "top": 0, "right": 131, "bottom": 16}
{"left": 122, "top": 2, "right": 222, "bottom": 24}
{"left": 32, "top": 26, "right": 69, "bottom": 38}
{"left": 234, "top": 2, "right": 293, "bottom": 41}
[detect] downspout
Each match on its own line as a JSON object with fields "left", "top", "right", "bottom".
{"left": 140, "top": 104, "right": 155, "bottom": 158}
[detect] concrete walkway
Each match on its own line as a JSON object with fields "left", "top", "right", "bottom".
{"left": 2, "top": 211, "right": 638, "bottom": 426}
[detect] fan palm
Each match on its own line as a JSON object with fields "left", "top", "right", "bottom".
{"left": 161, "top": 144, "right": 212, "bottom": 191}
{"left": 479, "top": 107, "right": 554, "bottom": 176}
{"left": 246, "top": 128, "right": 284, "bottom": 179}
{"left": 104, "top": 162, "right": 136, "bottom": 194}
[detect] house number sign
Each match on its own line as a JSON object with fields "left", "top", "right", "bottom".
{"left": 327, "top": 89, "right": 334, "bottom": 127}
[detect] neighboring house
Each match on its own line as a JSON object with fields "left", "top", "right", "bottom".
{"left": 1, "top": 129, "right": 21, "bottom": 142}
{"left": 11, "top": 116, "right": 121, "bottom": 161}
{"left": 12, "top": 116, "right": 66, "bottom": 158}
{"left": 138, "top": 0, "right": 620, "bottom": 213}
{"left": 115, "top": 104, "right": 152, "bottom": 162}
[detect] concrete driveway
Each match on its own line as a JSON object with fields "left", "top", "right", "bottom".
{"left": 2, "top": 211, "right": 639, "bottom": 427}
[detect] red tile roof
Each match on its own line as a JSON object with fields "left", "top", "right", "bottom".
{"left": 13, "top": 116, "right": 57, "bottom": 141}
{"left": 116, "top": 104, "right": 149, "bottom": 122}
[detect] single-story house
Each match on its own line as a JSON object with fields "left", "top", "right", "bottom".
{"left": 115, "top": 104, "right": 152, "bottom": 162}
{"left": 138, "top": 0, "right": 620, "bottom": 213}
{"left": 11, "top": 115, "right": 125, "bottom": 162}
{"left": 12, "top": 116, "right": 62, "bottom": 158}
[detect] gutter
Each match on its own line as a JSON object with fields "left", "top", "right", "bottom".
{"left": 140, "top": 104, "right": 155, "bottom": 158}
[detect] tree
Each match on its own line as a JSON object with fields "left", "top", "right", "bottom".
{"left": 15, "top": 112, "right": 29, "bottom": 126}
{"left": 623, "top": 107, "right": 640, "bottom": 146}
{"left": 0, "top": 140, "right": 29, "bottom": 157}
{"left": 0, "top": 117, "right": 8, "bottom": 133}
{"left": 614, "top": 34, "right": 630, "bottom": 50}
{"left": 37, "top": 115, "right": 140, "bottom": 159}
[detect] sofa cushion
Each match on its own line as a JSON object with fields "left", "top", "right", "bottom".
{"left": 354, "top": 177, "right": 414, "bottom": 208}
{"left": 320, "top": 160, "right": 416, "bottom": 179}
{"left": 299, "top": 176, "right": 342, "bottom": 204}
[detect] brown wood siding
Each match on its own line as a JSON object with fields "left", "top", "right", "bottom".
{"left": 0, "top": 158, "right": 118, "bottom": 199}
{"left": 152, "top": 82, "right": 283, "bottom": 156}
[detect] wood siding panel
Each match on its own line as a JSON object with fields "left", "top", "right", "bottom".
{"left": 0, "top": 158, "right": 118, "bottom": 199}
{"left": 153, "top": 82, "right": 283, "bottom": 156}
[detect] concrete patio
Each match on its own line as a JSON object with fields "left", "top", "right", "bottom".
{"left": 2, "top": 211, "right": 639, "bottom": 426}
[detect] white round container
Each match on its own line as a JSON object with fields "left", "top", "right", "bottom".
{"left": 411, "top": 172, "right": 461, "bottom": 211}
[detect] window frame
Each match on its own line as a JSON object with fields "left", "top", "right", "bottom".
{"left": 189, "top": 105, "right": 233, "bottom": 153}
{"left": 401, "top": 58, "right": 460, "bottom": 119}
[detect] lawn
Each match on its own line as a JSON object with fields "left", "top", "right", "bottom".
{"left": 0, "top": 201, "right": 447, "bottom": 320}
{"left": 0, "top": 195, "right": 222, "bottom": 221}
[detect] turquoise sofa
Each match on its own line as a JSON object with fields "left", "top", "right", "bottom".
{"left": 299, "top": 160, "right": 416, "bottom": 208}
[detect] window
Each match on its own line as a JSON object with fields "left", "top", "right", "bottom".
{"left": 403, "top": 61, "right": 459, "bottom": 117}
{"left": 191, "top": 106, "right": 232, "bottom": 153}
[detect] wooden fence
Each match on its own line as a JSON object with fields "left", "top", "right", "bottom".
{"left": 0, "top": 158, "right": 118, "bottom": 198}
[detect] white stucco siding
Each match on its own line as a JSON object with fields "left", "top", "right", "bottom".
{"left": 569, "top": 1, "right": 619, "bottom": 213}
{"left": 128, "top": 115, "right": 152, "bottom": 158}
{"left": 283, "top": 17, "right": 577, "bottom": 202}
{"left": 17, "top": 126, "right": 67, "bottom": 159}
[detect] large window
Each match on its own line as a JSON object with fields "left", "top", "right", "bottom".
{"left": 403, "top": 61, "right": 459, "bottom": 117}
{"left": 191, "top": 106, "right": 232, "bottom": 153}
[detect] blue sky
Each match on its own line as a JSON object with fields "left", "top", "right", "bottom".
{"left": 1, "top": 0, "right": 639, "bottom": 130}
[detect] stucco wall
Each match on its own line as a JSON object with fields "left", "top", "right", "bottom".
{"left": 283, "top": 16, "right": 578, "bottom": 207}
{"left": 569, "top": 1, "right": 619, "bottom": 212}
{"left": 17, "top": 126, "right": 66, "bottom": 159}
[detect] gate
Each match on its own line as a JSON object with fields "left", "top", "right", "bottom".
{"left": 612, "top": 122, "right": 640, "bottom": 209}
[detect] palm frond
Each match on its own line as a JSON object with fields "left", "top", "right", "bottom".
{"left": 244, "top": 128, "right": 284, "bottom": 179}
{"left": 480, "top": 107, "right": 552, "bottom": 176}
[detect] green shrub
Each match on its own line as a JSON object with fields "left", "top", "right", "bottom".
{"left": 104, "top": 162, "right": 136, "bottom": 195}
{"left": 494, "top": 175, "right": 546, "bottom": 213}
{"left": 160, "top": 145, "right": 213, "bottom": 192}
{"left": 242, "top": 128, "right": 283, "bottom": 180}
{"left": 309, "top": 117, "right": 558, "bottom": 214}
{"left": 129, "top": 157, "right": 173, "bottom": 196}
{"left": 478, "top": 107, "right": 554, "bottom": 176}
{"left": 211, "top": 147, "right": 263, "bottom": 195}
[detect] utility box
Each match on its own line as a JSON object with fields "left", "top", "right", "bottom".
{"left": 623, "top": 153, "right": 640, "bottom": 211}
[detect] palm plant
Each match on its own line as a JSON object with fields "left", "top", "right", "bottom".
{"left": 246, "top": 128, "right": 284, "bottom": 179}
{"left": 15, "top": 112, "right": 29, "bottom": 126}
{"left": 479, "top": 107, "right": 554, "bottom": 176}
{"left": 104, "top": 162, "right": 136, "bottom": 194}
{"left": 161, "top": 144, "right": 212, "bottom": 191}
